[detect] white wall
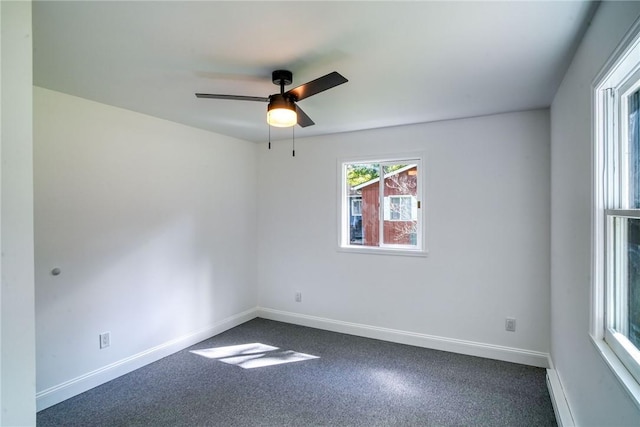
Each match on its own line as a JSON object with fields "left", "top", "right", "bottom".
{"left": 258, "top": 110, "right": 550, "bottom": 364}
{"left": 1, "top": 1, "right": 36, "bottom": 425}
{"left": 34, "top": 87, "right": 258, "bottom": 409}
{"left": 550, "top": 2, "right": 640, "bottom": 425}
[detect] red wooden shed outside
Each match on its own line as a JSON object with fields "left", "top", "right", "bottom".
{"left": 353, "top": 165, "right": 418, "bottom": 246}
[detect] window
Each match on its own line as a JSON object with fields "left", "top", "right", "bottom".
{"left": 593, "top": 23, "right": 640, "bottom": 403}
{"left": 384, "top": 196, "right": 417, "bottom": 221}
{"left": 351, "top": 198, "right": 362, "bottom": 216}
{"left": 339, "top": 156, "right": 424, "bottom": 254}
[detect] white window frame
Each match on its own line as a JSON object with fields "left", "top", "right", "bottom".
{"left": 338, "top": 153, "right": 426, "bottom": 257}
{"left": 592, "top": 19, "right": 640, "bottom": 408}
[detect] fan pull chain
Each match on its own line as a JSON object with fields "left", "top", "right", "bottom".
{"left": 292, "top": 126, "right": 295, "bottom": 157}
{"left": 268, "top": 125, "right": 271, "bottom": 150}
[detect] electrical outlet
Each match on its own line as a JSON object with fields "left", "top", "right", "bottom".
{"left": 505, "top": 318, "right": 516, "bottom": 332}
{"left": 295, "top": 291, "right": 302, "bottom": 303}
{"left": 99, "top": 332, "right": 111, "bottom": 349}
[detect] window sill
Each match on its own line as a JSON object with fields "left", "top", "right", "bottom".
{"left": 337, "top": 246, "right": 428, "bottom": 257}
{"left": 590, "top": 334, "right": 640, "bottom": 410}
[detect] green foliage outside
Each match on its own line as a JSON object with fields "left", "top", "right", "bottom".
{"left": 347, "top": 164, "right": 379, "bottom": 187}
{"left": 346, "top": 163, "right": 407, "bottom": 188}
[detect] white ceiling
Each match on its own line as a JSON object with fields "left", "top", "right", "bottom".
{"left": 33, "top": 1, "right": 597, "bottom": 143}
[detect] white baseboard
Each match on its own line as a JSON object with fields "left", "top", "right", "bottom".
{"left": 36, "top": 307, "right": 259, "bottom": 411}
{"left": 546, "top": 368, "right": 575, "bottom": 427}
{"left": 38, "top": 307, "right": 552, "bottom": 412}
{"left": 258, "top": 307, "right": 550, "bottom": 368}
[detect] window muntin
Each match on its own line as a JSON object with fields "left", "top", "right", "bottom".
{"left": 340, "top": 158, "right": 423, "bottom": 254}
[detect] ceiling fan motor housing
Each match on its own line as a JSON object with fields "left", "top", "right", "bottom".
{"left": 268, "top": 93, "right": 295, "bottom": 109}
{"left": 272, "top": 70, "right": 293, "bottom": 87}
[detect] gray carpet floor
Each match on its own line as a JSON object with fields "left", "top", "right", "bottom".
{"left": 37, "top": 318, "right": 557, "bottom": 426}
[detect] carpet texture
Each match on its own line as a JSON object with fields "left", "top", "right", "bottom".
{"left": 37, "top": 318, "right": 557, "bottom": 426}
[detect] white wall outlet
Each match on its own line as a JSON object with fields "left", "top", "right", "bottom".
{"left": 295, "top": 291, "right": 302, "bottom": 303}
{"left": 99, "top": 332, "right": 111, "bottom": 349}
{"left": 505, "top": 318, "right": 516, "bottom": 332}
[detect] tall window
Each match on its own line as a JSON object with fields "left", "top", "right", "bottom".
{"left": 594, "top": 27, "right": 640, "bottom": 400}
{"left": 339, "top": 156, "right": 424, "bottom": 254}
{"left": 604, "top": 88, "right": 640, "bottom": 384}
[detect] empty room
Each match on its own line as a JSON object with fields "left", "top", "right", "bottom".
{"left": 3, "top": 1, "right": 640, "bottom": 426}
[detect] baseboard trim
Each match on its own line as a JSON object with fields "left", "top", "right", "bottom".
{"left": 38, "top": 307, "right": 551, "bottom": 411}
{"left": 546, "top": 368, "right": 575, "bottom": 427}
{"left": 258, "top": 307, "right": 549, "bottom": 368}
{"left": 36, "top": 307, "right": 259, "bottom": 411}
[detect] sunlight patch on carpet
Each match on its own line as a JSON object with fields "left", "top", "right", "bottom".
{"left": 190, "top": 343, "right": 319, "bottom": 369}
{"left": 190, "top": 343, "right": 278, "bottom": 359}
{"left": 370, "top": 368, "right": 419, "bottom": 396}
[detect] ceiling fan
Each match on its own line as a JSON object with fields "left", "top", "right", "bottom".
{"left": 195, "top": 70, "right": 348, "bottom": 128}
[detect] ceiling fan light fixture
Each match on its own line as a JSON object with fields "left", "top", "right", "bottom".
{"left": 267, "top": 95, "right": 297, "bottom": 127}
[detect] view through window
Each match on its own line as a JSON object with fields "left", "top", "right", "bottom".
{"left": 341, "top": 158, "right": 423, "bottom": 253}
{"left": 607, "top": 88, "right": 640, "bottom": 362}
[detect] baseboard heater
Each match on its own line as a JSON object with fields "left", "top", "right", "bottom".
{"left": 546, "top": 368, "right": 575, "bottom": 427}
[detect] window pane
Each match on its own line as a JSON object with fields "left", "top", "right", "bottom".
{"left": 346, "top": 163, "right": 379, "bottom": 246}
{"left": 621, "top": 91, "right": 640, "bottom": 349}
{"left": 382, "top": 164, "right": 418, "bottom": 246}
{"left": 629, "top": 90, "right": 640, "bottom": 208}
{"left": 611, "top": 216, "right": 640, "bottom": 349}
{"left": 351, "top": 199, "right": 362, "bottom": 216}
{"left": 628, "top": 218, "right": 640, "bottom": 348}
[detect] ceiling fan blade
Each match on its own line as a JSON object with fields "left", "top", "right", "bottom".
{"left": 286, "top": 71, "right": 348, "bottom": 102}
{"left": 296, "top": 104, "right": 315, "bottom": 127}
{"left": 195, "top": 93, "right": 269, "bottom": 102}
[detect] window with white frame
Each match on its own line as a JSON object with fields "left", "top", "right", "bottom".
{"left": 594, "top": 24, "right": 640, "bottom": 399}
{"left": 339, "top": 157, "right": 424, "bottom": 254}
{"left": 384, "top": 195, "right": 417, "bottom": 221}
{"left": 351, "top": 198, "right": 362, "bottom": 216}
